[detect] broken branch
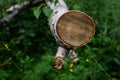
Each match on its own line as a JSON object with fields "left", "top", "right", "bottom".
{"left": 0, "top": 0, "right": 45, "bottom": 26}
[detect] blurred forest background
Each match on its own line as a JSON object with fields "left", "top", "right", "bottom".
{"left": 0, "top": 0, "right": 120, "bottom": 80}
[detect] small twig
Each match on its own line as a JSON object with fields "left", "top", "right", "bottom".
{"left": 0, "top": 58, "right": 12, "bottom": 67}
{"left": 91, "top": 56, "right": 112, "bottom": 79}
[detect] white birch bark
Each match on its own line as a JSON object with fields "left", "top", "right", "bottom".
{"left": 47, "top": 0, "right": 79, "bottom": 69}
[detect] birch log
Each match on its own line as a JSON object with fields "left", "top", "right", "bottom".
{"left": 47, "top": 0, "right": 95, "bottom": 69}
{"left": 47, "top": 0, "right": 81, "bottom": 69}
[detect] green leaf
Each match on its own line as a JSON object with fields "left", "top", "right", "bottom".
{"left": 0, "top": 69, "right": 10, "bottom": 78}
{"left": 54, "top": 0, "right": 58, "bottom": 4}
{"left": 114, "top": 58, "right": 120, "bottom": 66}
{"left": 73, "top": 4, "right": 80, "bottom": 10}
{"left": 42, "top": 6, "right": 52, "bottom": 17}
{"left": 33, "top": 8, "right": 41, "bottom": 19}
{"left": 2, "top": 10, "right": 7, "bottom": 17}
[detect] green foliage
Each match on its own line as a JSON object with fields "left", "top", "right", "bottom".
{"left": 0, "top": 0, "right": 120, "bottom": 80}
{"left": 32, "top": 5, "right": 52, "bottom": 19}
{"left": 0, "top": 69, "right": 9, "bottom": 80}
{"left": 42, "top": 6, "right": 52, "bottom": 17}
{"left": 33, "top": 7, "right": 42, "bottom": 20}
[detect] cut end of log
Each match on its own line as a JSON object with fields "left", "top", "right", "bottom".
{"left": 54, "top": 57, "right": 64, "bottom": 69}
{"left": 56, "top": 11, "right": 95, "bottom": 48}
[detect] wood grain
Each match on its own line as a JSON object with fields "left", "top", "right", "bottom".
{"left": 56, "top": 11, "right": 95, "bottom": 47}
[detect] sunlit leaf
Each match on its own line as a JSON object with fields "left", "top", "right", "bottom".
{"left": 33, "top": 7, "right": 41, "bottom": 19}
{"left": 42, "top": 6, "right": 52, "bottom": 17}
